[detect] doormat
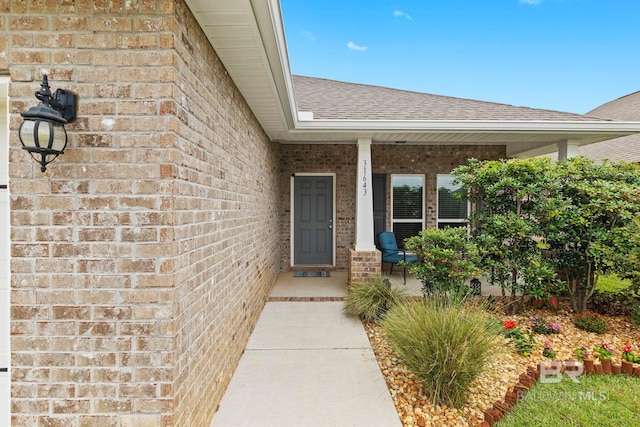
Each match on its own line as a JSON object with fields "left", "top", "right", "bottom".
{"left": 293, "top": 271, "right": 330, "bottom": 277}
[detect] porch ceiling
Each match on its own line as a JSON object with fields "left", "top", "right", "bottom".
{"left": 184, "top": 0, "right": 640, "bottom": 158}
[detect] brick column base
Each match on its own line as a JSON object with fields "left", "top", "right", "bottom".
{"left": 348, "top": 247, "right": 382, "bottom": 286}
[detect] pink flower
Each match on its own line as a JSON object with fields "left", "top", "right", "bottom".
{"left": 602, "top": 342, "right": 611, "bottom": 351}
{"left": 624, "top": 345, "right": 633, "bottom": 353}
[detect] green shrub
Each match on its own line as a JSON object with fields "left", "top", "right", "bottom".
{"left": 588, "top": 290, "right": 630, "bottom": 317}
{"left": 573, "top": 311, "right": 608, "bottom": 334}
{"left": 630, "top": 305, "right": 640, "bottom": 327}
{"left": 596, "top": 273, "right": 632, "bottom": 293}
{"left": 343, "top": 276, "right": 407, "bottom": 322}
{"left": 589, "top": 280, "right": 640, "bottom": 325}
{"left": 382, "top": 300, "right": 500, "bottom": 408}
{"left": 403, "top": 227, "right": 479, "bottom": 297}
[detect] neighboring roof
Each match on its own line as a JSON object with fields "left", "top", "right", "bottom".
{"left": 546, "top": 91, "right": 640, "bottom": 162}
{"left": 588, "top": 91, "right": 640, "bottom": 121}
{"left": 184, "top": 0, "right": 640, "bottom": 157}
{"left": 579, "top": 92, "right": 640, "bottom": 162}
{"left": 577, "top": 134, "right": 640, "bottom": 162}
{"left": 292, "top": 75, "right": 603, "bottom": 122}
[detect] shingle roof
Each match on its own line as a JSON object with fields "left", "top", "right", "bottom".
{"left": 292, "top": 75, "right": 607, "bottom": 122}
{"left": 588, "top": 91, "right": 640, "bottom": 121}
{"left": 579, "top": 91, "right": 640, "bottom": 162}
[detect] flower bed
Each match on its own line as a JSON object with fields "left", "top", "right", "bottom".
{"left": 365, "top": 306, "right": 640, "bottom": 427}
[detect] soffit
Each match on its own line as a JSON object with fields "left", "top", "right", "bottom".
{"left": 184, "top": 0, "right": 295, "bottom": 140}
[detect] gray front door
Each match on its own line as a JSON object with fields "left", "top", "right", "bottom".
{"left": 293, "top": 175, "right": 333, "bottom": 265}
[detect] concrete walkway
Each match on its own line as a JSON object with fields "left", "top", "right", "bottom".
{"left": 210, "top": 270, "right": 505, "bottom": 427}
{"left": 210, "top": 272, "right": 402, "bottom": 427}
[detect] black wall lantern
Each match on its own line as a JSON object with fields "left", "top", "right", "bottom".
{"left": 18, "top": 74, "right": 77, "bottom": 172}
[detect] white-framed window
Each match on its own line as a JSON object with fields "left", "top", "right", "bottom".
{"left": 391, "top": 174, "right": 424, "bottom": 247}
{"left": 437, "top": 174, "right": 468, "bottom": 228}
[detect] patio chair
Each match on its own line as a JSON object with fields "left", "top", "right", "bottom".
{"left": 377, "top": 231, "right": 418, "bottom": 285}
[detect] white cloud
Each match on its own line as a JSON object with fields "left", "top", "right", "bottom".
{"left": 393, "top": 10, "right": 412, "bottom": 20}
{"left": 347, "top": 41, "right": 367, "bottom": 51}
{"left": 301, "top": 30, "right": 315, "bottom": 41}
{"left": 519, "top": 0, "right": 543, "bottom": 4}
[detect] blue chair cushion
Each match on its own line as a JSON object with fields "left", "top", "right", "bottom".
{"left": 377, "top": 231, "right": 418, "bottom": 264}
{"left": 383, "top": 253, "right": 418, "bottom": 264}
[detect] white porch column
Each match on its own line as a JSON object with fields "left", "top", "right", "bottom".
{"left": 355, "top": 138, "right": 376, "bottom": 251}
{"left": 558, "top": 139, "right": 580, "bottom": 161}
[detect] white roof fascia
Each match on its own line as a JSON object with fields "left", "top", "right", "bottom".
{"left": 292, "top": 120, "right": 640, "bottom": 134}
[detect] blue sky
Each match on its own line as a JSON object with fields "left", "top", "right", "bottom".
{"left": 280, "top": 0, "right": 640, "bottom": 114}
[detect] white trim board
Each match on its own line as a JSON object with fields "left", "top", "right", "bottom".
{"left": 0, "top": 76, "right": 9, "bottom": 427}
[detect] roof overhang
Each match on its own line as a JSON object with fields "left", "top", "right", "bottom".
{"left": 184, "top": 0, "right": 296, "bottom": 139}
{"left": 184, "top": 0, "right": 640, "bottom": 157}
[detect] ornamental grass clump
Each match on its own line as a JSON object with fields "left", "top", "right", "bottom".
{"left": 382, "top": 300, "right": 500, "bottom": 408}
{"left": 343, "top": 276, "right": 408, "bottom": 322}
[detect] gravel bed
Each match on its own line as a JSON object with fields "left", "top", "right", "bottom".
{"left": 365, "top": 306, "right": 640, "bottom": 427}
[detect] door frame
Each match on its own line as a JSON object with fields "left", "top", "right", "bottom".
{"left": 290, "top": 173, "right": 336, "bottom": 267}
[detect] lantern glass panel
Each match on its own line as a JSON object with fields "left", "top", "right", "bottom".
{"left": 37, "top": 121, "right": 52, "bottom": 148}
{"left": 18, "top": 120, "right": 36, "bottom": 149}
{"left": 50, "top": 123, "right": 66, "bottom": 152}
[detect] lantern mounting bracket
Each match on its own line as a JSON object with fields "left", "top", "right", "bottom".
{"left": 31, "top": 75, "right": 77, "bottom": 123}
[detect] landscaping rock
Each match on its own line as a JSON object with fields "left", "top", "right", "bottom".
{"left": 365, "top": 304, "right": 640, "bottom": 426}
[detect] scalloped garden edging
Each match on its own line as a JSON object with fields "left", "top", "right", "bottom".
{"left": 481, "top": 359, "right": 640, "bottom": 426}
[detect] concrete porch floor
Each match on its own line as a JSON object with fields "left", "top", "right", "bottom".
{"left": 384, "top": 269, "right": 508, "bottom": 297}
{"left": 269, "top": 269, "right": 507, "bottom": 299}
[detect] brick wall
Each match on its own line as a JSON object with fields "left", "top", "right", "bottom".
{"left": 3, "top": 1, "right": 280, "bottom": 426}
{"left": 279, "top": 144, "right": 357, "bottom": 271}
{"left": 371, "top": 144, "right": 506, "bottom": 229}
{"left": 280, "top": 144, "right": 505, "bottom": 270}
{"left": 347, "top": 248, "right": 381, "bottom": 285}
